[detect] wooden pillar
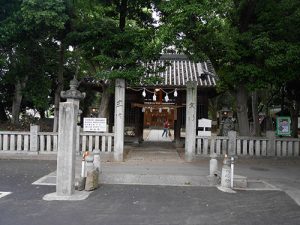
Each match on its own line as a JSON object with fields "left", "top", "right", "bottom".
{"left": 139, "top": 109, "right": 144, "bottom": 142}
{"left": 134, "top": 107, "right": 144, "bottom": 143}
{"left": 175, "top": 108, "right": 182, "bottom": 147}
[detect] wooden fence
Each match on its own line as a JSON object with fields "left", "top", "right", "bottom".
{"left": 196, "top": 131, "right": 300, "bottom": 157}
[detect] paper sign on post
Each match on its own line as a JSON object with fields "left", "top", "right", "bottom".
{"left": 83, "top": 118, "right": 107, "bottom": 132}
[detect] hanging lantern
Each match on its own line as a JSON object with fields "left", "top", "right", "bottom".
{"left": 164, "top": 94, "right": 169, "bottom": 102}
{"left": 142, "top": 107, "right": 145, "bottom": 112}
{"left": 159, "top": 108, "right": 162, "bottom": 113}
{"left": 142, "top": 88, "right": 146, "bottom": 97}
{"left": 150, "top": 107, "right": 153, "bottom": 112}
{"left": 153, "top": 93, "right": 157, "bottom": 101}
{"left": 174, "top": 88, "right": 178, "bottom": 97}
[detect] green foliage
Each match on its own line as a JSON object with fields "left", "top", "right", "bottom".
{"left": 158, "top": 0, "right": 300, "bottom": 92}
{"left": 21, "top": 0, "right": 68, "bottom": 31}
{"left": 67, "top": 0, "right": 163, "bottom": 86}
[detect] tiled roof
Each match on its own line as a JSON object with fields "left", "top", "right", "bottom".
{"left": 143, "top": 54, "right": 217, "bottom": 88}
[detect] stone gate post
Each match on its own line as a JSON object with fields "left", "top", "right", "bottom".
{"left": 44, "top": 78, "right": 87, "bottom": 201}
{"left": 114, "top": 79, "right": 125, "bottom": 161}
{"left": 56, "top": 101, "right": 78, "bottom": 196}
{"left": 185, "top": 81, "right": 197, "bottom": 161}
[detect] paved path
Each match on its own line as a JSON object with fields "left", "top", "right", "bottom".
{"left": 144, "top": 129, "right": 173, "bottom": 142}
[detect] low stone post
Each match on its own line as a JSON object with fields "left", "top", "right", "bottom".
{"left": 93, "top": 149, "right": 101, "bottom": 173}
{"left": 221, "top": 156, "right": 231, "bottom": 188}
{"left": 30, "top": 125, "right": 40, "bottom": 154}
{"left": 228, "top": 131, "right": 237, "bottom": 156}
{"left": 207, "top": 153, "right": 219, "bottom": 185}
{"left": 85, "top": 154, "right": 99, "bottom": 191}
{"left": 209, "top": 153, "right": 218, "bottom": 176}
{"left": 266, "top": 131, "right": 276, "bottom": 156}
{"left": 85, "top": 155, "right": 94, "bottom": 175}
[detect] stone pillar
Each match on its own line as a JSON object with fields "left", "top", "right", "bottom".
{"left": 221, "top": 157, "right": 231, "bottom": 188}
{"left": 228, "top": 131, "right": 237, "bottom": 156}
{"left": 44, "top": 78, "right": 88, "bottom": 201}
{"left": 185, "top": 81, "right": 197, "bottom": 161}
{"left": 93, "top": 149, "right": 101, "bottom": 173}
{"left": 56, "top": 102, "right": 78, "bottom": 196}
{"left": 209, "top": 153, "right": 218, "bottom": 176}
{"left": 114, "top": 79, "right": 125, "bottom": 161}
{"left": 266, "top": 131, "right": 276, "bottom": 156}
{"left": 30, "top": 125, "right": 40, "bottom": 154}
{"left": 75, "top": 125, "right": 80, "bottom": 155}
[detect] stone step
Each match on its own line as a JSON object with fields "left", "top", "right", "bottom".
{"left": 100, "top": 173, "right": 211, "bottom": 187}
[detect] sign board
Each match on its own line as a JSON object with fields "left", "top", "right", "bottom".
{"left": 198, "top": 118, "right": 212, "bottom": 136}
{"left": 83, "top": 118, "right": 107, "bottom": 132}
{"left": 276, "top": 117, "right": 291, "bottom": 136}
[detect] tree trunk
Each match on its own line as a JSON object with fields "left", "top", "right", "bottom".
{"left": 53, "top": 43, "right": 65, "bottom": 132}
{"left": 11, "top": 76, "right": 28, "bottom": 125}
{"left": 0, "top": 102, "right": 8, "bottom": 122}
{"left": 236, "top": 85, "right": 250, "bottom": 136}
{"left": 290, "top": 100, "right": 299, "bottom": 138}
{"left": 119, "top": 0, "right": 128, "bottom": 31}
{"left": 98, "top": 84, "right": 111, "bottom": 118}
{"left": 251, "top": 90, "right": 260, "bottom": 136}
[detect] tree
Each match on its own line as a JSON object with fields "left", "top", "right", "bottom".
{"left": 0, "top": 0, "right": 69, "bottom": 125}
{"left": 158, "top": 0, "right": 300, "bottom": 136}
{"left": 68, "top": 0, "right": 163, "bottom": 119}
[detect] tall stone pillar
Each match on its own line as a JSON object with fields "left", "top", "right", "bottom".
{"left": 114, "top": 79, "right": 125, "bottom": 161}
{"left": 56, "top": 102, "right": 78, "bottom": 196}
{"left": 185, "top": 81, "right": 197, "bottom": 161}
{"left": 44, "top": 78, "right": 88, "bottom": 201}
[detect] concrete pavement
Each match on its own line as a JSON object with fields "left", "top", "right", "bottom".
{"left": 1, "top": 159, "right": 300, "bottom": 225}
{"left": 30, "top": 140, "right": 300, "bottom": 206}
{"left": 1, "top": 137, "right": 300, "bottom": 225}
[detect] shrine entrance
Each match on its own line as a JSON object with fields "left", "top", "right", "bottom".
{"left": 131, "top": 101, "right": 181, "bottom": 142}
{"left": 113, "top": 53, "right": 217, "bottom": 161}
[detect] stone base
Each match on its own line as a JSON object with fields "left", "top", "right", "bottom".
{"left": 217, "top": 186, "right": 236, "bottom": 193}
{"left": 43, "top": 191, "right": 91, "bottom": 201}
{"left": 233, "top": 175, "right": 248, "bottom": 188}
{"left": 207, "top": 175, "right": 219, "bottom": 186}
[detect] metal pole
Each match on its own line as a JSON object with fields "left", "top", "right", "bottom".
{"left": 230, "top": 156, "right": 234, "bottom": 188}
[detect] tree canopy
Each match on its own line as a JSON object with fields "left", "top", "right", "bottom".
{"left": 0, "top": 0, "right": 299, "bottom": 135}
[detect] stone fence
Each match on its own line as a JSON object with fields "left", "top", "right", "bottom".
{"left": 0, "top": 125, "right": 114, "bottom": 155}
{"left": 196, "top": 131, "right": 300, "bottom": 157}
